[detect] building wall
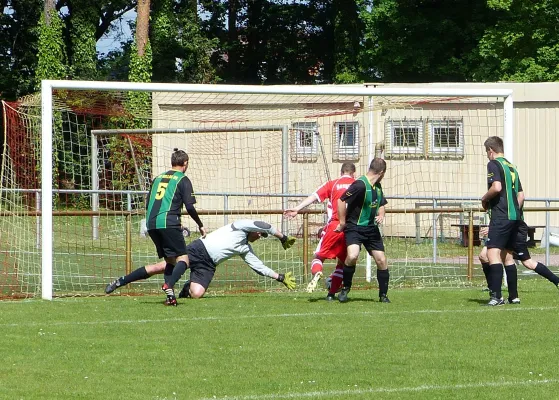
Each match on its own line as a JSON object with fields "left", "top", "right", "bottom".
{"left": 151, "top": 83, "right": 559, "bottom": 235}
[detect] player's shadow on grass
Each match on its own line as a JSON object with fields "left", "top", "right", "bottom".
{"left": 307, "top": 296, "right": 378, "bottom": 303}
{"left": 467, "top": 298, "right": 490, "bottom": 305}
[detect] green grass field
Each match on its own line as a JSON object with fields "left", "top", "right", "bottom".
{"left": 2, "top": 278, "right": 559, "bottom": 400}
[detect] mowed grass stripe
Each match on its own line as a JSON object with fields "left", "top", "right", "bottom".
{"left": 1, "top": 304, "right": 558, "bottom": 328}
{"left": 199, "top": 378, "right": 559, "bottom": 400}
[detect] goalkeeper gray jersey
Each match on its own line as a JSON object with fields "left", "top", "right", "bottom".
{"left": 200, "top": 220, "right": 278, "bottom": 278}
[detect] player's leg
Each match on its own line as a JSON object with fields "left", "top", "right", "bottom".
{"left": 178, "top": 239, "right": 216, "bottom": 299}
{"left": 158, "top": 228, "right": 189, "bottom": 306}
{"left": 370, "top": 249, "right": 390, "bottom": 303}
{"left": 503, "top": 251, "right": 519, "bottom": 304}
{"left": 479, "top": 246, "right": 492, "bottom": 292}
{"left": 105, "top": 260, "right": 166, "bottom": 294}
{"left": 326, "top": 261, "right": 344, "bottom": 301}
{"left": 361, "top": 225, "right": 390, "bottom": 303}
{"left": 310, "top": 224, "right": 345, "bottom": 293}
{"left": 338, "top": 227, "right": 361, "bottom": 303}
{"left": 307, "top": 223, "right": 336, "bottom": 293}
{"left": 522, "top": 258, "right": 559, "bottom": 288}
{"left": 515, "top": 221, "right": 559, "bottom": 289}
{"left": 306, "top": 256, "right": 325, "bottom": 293}
{"left": 183, "top": 263, "right": 215, "bottom": 299}
{"left": 485, "top": 220, "right": 514, "bottom": 306}
{"left": 105, "top": 228, "right": 168, "bottom": 294}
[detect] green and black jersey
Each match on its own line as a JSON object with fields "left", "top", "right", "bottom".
{"left": 339, "top": 176, "right": 387, "bottom": 227}
{"left": 486, "top": 157, "right": 523, "bottom": 221}
{"left": 146, "top": 170, "right": 196, "bottom": 230}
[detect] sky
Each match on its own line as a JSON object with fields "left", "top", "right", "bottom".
{"left": 96, "top": 9, "right": 135, "bottom": 55}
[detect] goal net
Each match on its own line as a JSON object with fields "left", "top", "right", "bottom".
{"left": 0, "top": 82, "right": 512, "bottom": 299}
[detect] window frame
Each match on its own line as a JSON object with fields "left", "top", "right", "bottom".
{"left": 427, "top": 118, "right": 464, "bottom": 158}
{"left": 291, "top": 121, "right": 318, "bottom": 160}
{"left": 333, "top": 121, "right": 360, "bottom": 161}
{"left": 386, "top": 118, "right": 424, "bottom": 157}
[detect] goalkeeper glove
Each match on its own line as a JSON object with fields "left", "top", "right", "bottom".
{"left": 277, "top": 272, "right": 296, "bottom": 290}
{"left": 280, "top": 234, "right": 296, "bottom": 250}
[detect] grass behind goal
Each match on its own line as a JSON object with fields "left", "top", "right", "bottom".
{"left": 2, "top": 279, "right": 559, "bottom": 400}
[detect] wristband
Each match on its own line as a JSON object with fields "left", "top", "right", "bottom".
{"left": 277, "top": 273, "right": 285, "bottom": 282}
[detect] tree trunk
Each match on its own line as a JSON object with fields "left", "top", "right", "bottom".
{"left": 44, "top": 0, "right": 56, "bottom": 25}
{"left": 136, "top": 0, "right": 151, "bottom": 57}
{"left": 227, "top": 0, "right": 238, "bottom": 80}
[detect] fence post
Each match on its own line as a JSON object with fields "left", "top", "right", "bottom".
{"left": 125, "top": 212, "right": 132, "bottom": 275}
{"left": 303, "top": 213, "right": 309, "bottom": 283}
{"left": 467, "top": 211, "right": 474, "bottom": 281}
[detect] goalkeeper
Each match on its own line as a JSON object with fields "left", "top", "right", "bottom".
{"left": 105, "top": 220, "right": 296, "bottom": 304}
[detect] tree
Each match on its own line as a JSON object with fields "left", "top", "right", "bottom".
{"left": 152, "top": 0, "right": 217, "bottom": 83}
{"left": 474, "top": 0, "right": 559, "bottom": 82}
{"left": 36, "top": 0, "right": 68, "bottom": 85}
{"left": 0, "top": 0, "right": 42, "bottom": 99}
{"left": 361, "top": 0, "right": 497, "bottom": 82}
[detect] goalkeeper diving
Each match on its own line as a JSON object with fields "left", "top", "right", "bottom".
{"left": 105, "top": 219, "right": 297, "bottom": 305}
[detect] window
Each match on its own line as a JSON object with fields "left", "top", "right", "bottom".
{"left": 291, "top": 121, "right": 318, "bottom": 161}
{"left": 333, "top": 121, "right": 359, "bottom": 161}
{"left": 428, "top": 119, "right": 464, "bottom": 158}
{"left": 385, "top": 119, "right": 424, "bottom": 158}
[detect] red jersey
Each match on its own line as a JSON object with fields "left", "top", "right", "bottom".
{"left": 313, "top": 175, "right": 355, "bottom": 223}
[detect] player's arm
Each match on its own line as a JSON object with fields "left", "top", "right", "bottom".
{"left": 375, "top": 195, "right": 388, "bottom": 224}
{"left": 481, "top": 161, "right": 502, "bottom": 210}
{"left": 185, "top": 204, "right": 206, "bottom": 237}
{"left": 335, "top": 180, "right": 362, "bottom": 231}
{"left": 376, "top": 205, "right": 386, "bottom": 225}
{"left": 516, "top": 179, "right": 524, "bottom": 209}
{"left": 517, "top": 189, "right": 525, "bottom": 209}
{"left": 234, "top": 220, "right": 295, "bottom": 249}
{"left": 180, "top": 177, "right": 206, "bottom": 237}
{"left": 241, "top": 249, "right": 296, "bottom": 289}
{"left": 336, "top": 198, "right": 347, "bottom": 232}
{"left": 283, "top": 193, "right": 320, "bottom": 218}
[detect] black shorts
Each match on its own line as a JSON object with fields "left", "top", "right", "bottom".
{"left": 186, "top": 239, "right": 216, "bottom": 290}
{"left": 486, "top": 219, "right": 522, "bottom": 253}
{"left": 344, "top": 224, "right": 385, "bottom": 253}
{"left": 512, "top": 221, "right": 531, "bottom": 262}
{"left": 148, "top": 228, "right": 187, "bottom": 259}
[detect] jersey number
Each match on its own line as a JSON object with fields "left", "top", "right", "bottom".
{"left": 155, "top": 182, "right": 168, "bottom": 200}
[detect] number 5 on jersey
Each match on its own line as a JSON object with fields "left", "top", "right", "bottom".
{"left": 155, "top": 182, "right": 168, "bottom": 200}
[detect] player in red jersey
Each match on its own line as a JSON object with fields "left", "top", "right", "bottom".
{"left": 284, "top": 162, "right": 356, "bottom": 300}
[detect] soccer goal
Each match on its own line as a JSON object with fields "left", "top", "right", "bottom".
{"left": 0, "top": 81, "right": 513, "bottom": 299}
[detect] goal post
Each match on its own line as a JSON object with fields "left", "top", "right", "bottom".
{"left": 1, "top": 80, "right": 515, "bottom": 300}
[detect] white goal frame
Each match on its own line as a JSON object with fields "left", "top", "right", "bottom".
{"left": 40, "top": 80, "right": 514, "bottom": 300}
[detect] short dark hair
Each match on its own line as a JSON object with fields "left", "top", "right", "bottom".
{"left": 484, "top": 136, "right": 503, "bottom": 153}
{"left": 340, "top": 162, "right": 356, "bottom": 175}
{"left": 171, "top": 148, "right": 189, "bottom": 167}
{"left": 369, "top": 157, "right": 386, "bottom": 174}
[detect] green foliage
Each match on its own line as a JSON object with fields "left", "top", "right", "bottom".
{"left": 152, "top": 0, "right": 218, "bottom": 83}
{"left": 362, "top": 0, "right": 497, "bottom": 82}
{"left": 473, "top": 0, "right": 559, "bottom": 82}
{"left": 127, "top": 40, "right": 152, "bottom": 127}
{"left": 36, "top": 10, "right": 68, "bottom": 87}
{"left": 104, "top": 39, "right": 154, "bottom": 193}
{"left": 69, "top": 5, "right": 98, "bottom": 80}
{"left": 332, "top": 0, "right": 363, "bottom": 84}
{"left": 105, "top": 135, "right": 152, "bottom": 192}
{"left": 128, "top": 41, "right": 153, "bottom": 84}
{"left": 0, "top": 0, "right": 42, "bottom": 99}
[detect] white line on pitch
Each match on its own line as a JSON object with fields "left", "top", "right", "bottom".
{"left": 1, "top": 305, "right": 557, "bottom": 328}
{"left": 198, "top": 378, "right": 559, "bottom": 400}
